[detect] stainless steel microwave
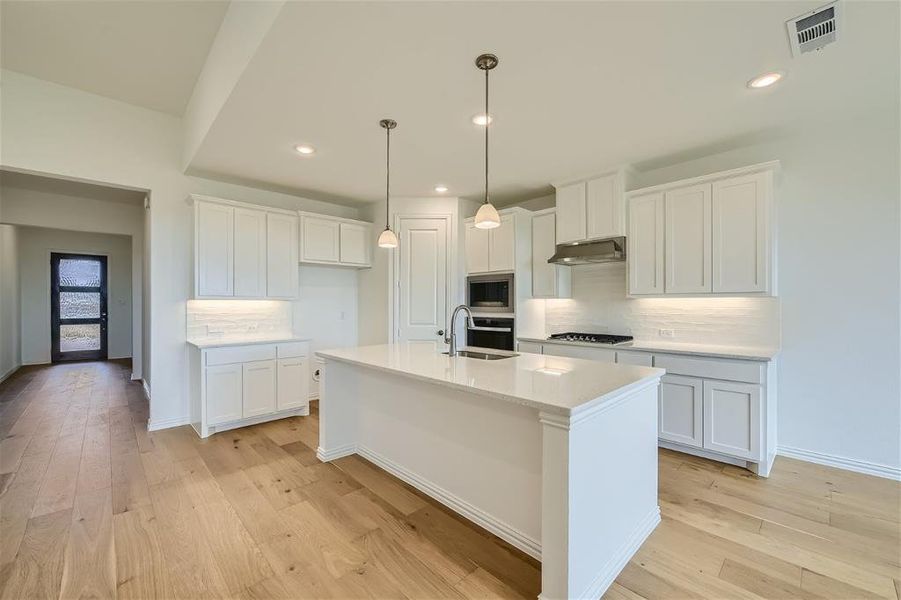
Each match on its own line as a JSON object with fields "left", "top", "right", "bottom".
{"left": 466, "top": 273, "right": 514, "bottom": 313}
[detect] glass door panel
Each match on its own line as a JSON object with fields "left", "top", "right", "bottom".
{"left": 51, "top": 253, "right": 108, "bottom": 362}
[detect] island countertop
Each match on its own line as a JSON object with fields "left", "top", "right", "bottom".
{"left": 316, "top": 342, "right": 664, "bottom": 417}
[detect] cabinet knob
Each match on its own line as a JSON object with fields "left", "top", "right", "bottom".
{"left": 437, "top": 330, "right": 445, "bottom": 336}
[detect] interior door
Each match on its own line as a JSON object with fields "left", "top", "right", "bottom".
{"left": 51, "top": 253, "right": 108, "bottom": 362}
{"left": 397, "top": 217, "right": 448, "bottom": 342}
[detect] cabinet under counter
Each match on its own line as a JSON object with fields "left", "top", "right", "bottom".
{"left": 187, "top": 337, "right": 312, "bottom": 438}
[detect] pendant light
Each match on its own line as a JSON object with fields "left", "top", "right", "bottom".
{"left": 473, "top": 53, "right": 501, "bottom": 229}
{"left": 377, "top": 118, "right": 399, "bottom": 248}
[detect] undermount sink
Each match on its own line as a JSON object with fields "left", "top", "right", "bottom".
{"left": 444, "top": 350, "right": 519, "bottom": 360}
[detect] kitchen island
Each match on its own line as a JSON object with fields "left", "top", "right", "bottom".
{"left": 316, "top": 342, "right": 664, "bottom": 599}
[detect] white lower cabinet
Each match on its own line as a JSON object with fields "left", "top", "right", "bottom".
{"left": 542, "top": 343, "right": 615, "bottom": 363}
{"left": 658, "top": 375, "right": 703, "bottom": 448}
{"left": 277, "top": 357, "right": 310, "bottom": 410}
{"left": 206, "top": 364, "right": 243, "bottom": 425}
{"left": 703, "top": 380, "right": 760, "bottom": 460}
{"left": 190, "top": 341, "right": 311, "bottom": 438}
{"left": 242, "top": 360, "right": 277, "bottom": 418}
{"left": 517, "top": 341, "right": 544, "bottom": 354}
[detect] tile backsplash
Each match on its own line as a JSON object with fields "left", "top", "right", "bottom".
{"left": 544, "top": 263, "right": 780, "bottom": 347}
{"left": 186, "top": 299, "right": 293, "bottom": 339}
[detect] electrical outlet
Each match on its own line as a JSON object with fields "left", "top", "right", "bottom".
{"left": 659, "top": 328, "right": 675, "bottom": 338}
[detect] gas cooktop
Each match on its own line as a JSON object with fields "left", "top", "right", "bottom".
{"left": 547, "top": 332, "right": 633, "bottom": 345}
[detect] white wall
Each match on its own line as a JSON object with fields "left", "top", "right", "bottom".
{"left": 0, "top": 70, "right": 361, "bottom": 428}
{"left": 0, "top": 224, "right": 21, "bottom": 381}
{"left": 0, "top": 176, "right": 145, "bottom": 377}
{"left": 627, "top": 114, "right": 900, "bottom": 471}
{"left": 16, "top": 226, "right": 133, "bottom": 364}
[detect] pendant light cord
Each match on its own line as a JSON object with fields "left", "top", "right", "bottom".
{"left": 385, "top": 125, "right": 390, "bottom": 229}
{"left": 484, "top": 67, "right": 489, "bottom": 205}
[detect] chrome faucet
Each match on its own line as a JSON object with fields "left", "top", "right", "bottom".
{"left": 444, "top": 305, "right": 476, "bottom": 357}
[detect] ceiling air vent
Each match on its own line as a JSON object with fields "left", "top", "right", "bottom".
{"left": 786, "top": 1, "right": 842, "bottom": 57}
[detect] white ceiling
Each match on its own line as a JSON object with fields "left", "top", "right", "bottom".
{"left": 2, "top": 1, "right": 898, "bottom": 205}
{"left": 0, "top": 0, "right": 228, "bottom": 115}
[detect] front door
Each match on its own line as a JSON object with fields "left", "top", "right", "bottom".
{"left": 396, "top": 217, "right": 448, "bottom": 342}
{"left": 51, "top": 253, "right": 108, "bottom": 362}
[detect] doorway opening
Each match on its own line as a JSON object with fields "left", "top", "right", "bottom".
{"left": 50, "top": 252, "right": 109, "bottom": 362}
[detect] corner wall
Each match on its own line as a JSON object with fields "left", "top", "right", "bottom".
{"left": 0, "top": 225, "right": 21, "bottom": 381}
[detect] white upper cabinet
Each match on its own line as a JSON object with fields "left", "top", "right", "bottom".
{"left": 266, "top": 213, "right": 299, "bottom": 298}
{"left": 465, "top": 222, "right": 491, "bottom": 274}
{"left": 300, "top": 216, "right": 340, "bottom": 263}
{"left": 586, "top": 173, "right": 624, "bottom": 240}
{"left": 233, "top": 207, "right": 267, "bottom": 297}
{"left": 627, "top": 162, "right": 777, "bottom": 297}
{"left": 628, "top": 193, "right": 664, "bottom": 295}
{"left": 489, "top": 214, "right": 515, "bottom": 272}
{"left": 712, "top": 172, "right": 771, "bottom": 293}
{"left": 664, "top": 183, "right": 712, "bottom": 294}
{"left": 299, "top": 213, "right": 372, "bottom": 268}
{"left": 531, "top": 210, "right": 571, "bottom": 298}
{"left": 339, "top": 222, "right": 370, "bottom": 266}
{"left": 196, "top": 201, "right": 234, "bottom": 297}
{"left": 192, "top": 195, "right": 301, "bottom": 299}
{"left": 555, "top": 182, "right": 587, "bottom": 244}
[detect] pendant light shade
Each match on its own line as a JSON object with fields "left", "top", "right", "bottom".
{"left": 473, "top": 53, "right": 501, "bottom": 230}
{"left": 377, "top": 227, "right": 399, "bottom": 248}
{"left": 378, "top": 118, "right": 398, "bottom": 249}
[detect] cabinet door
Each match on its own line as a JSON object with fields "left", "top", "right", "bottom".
{"left": 196, "top": 202, "right": 234, "bottom": 297}
{"left": 703, "top": 380, "right": 760, "bottom": 459}
{"left": 555, "top": 182, "right": 587, "bottom": 244}
{"left": 517, "top": 341, "right": 544, "bottom": 354}
{"left": 542, "top": 344, "right": 616, "bottom": 363}
{"left": 628, "top": 193, "right": 664, "bottom": 295}
{"left": 532, "top": 212, "right": 557, "bottom": 297}
{"left": 277, "top": 357, "right": 309, "bottom": 411}
{"left": 712, "top": 173, "right": 769, "bottom": 293}
{"left": 340, "top": 222, "right": 370, "bottom": 266}
{"left": 586, "top": 173, "right": 623, "bottom": 240}
{"left": 301, "top": 217, "right": 340, "bottom": 263}
{"left": 488, "top": 213, "right": 515, "bottom": 272}
{"left": 665, "top": 184, "right": 712, "bottom": 293}
{"left": 465, "top": 222, "right": 490, "bottom": 274}
{"left": 267, "top": 213, "right": 299, "bottom": 298}
{"left": 206, "top": 363, "right": 243, "bottom": 425}
{"left": 658, "top": 374, "right": 703, "bottom": 448}
{"left": 233, "top": 208, "right": 267, "bottom": 297}
{"left": 242, "top": 360, "right": 277, "bottom": 418}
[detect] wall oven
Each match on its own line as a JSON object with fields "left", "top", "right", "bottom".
{"left": 466, "top": 317, "right": 515, "bottom": 351}
{"left": 466, "top": 273, "right": 514, "bottom": 313}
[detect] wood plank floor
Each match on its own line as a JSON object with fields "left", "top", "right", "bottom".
{"left": 0, "top": 361, "right": 898, "bottom": 599}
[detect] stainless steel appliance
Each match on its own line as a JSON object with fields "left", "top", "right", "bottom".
{"left": 468, "top": 317, "right": 515, "bottom": 351}
{"left": 466, "top": 273, "right": 514, "bottom": 313}
{"left": 548, "top": 332, "right": 633, "bottom": 345}
{"left": 548, "top": 236, "right": 626, "bottom": 265}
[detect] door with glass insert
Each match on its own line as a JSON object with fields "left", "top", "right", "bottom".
{"left": 51, "top": 253, "right": 108, "bottom": 362}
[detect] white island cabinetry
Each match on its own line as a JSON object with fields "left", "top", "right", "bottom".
{"left": 316, "top": 343, "right": 664, "bottom": 600}
{"left": 188, "top": 338, "right": 311, "bottom": 438}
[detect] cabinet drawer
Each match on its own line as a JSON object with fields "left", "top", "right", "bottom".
{"left": 543, "top": 343, "right": 616, "bottom": 363}
{"left": 653, "top": 353, "right": 763, "bottom": 384}
{"left": 616, "top": 350, "right": 653, "bottom": 366}
{"left": 206, "top": 344, "right": 277, "bottom": 366}
{"left": 277, "top": 342, "right": 309, "bottom": 359}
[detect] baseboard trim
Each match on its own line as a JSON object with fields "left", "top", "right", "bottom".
{"left": 541, "top": 506, "right": 660, "bottom": 600}
{"left": 316, "top": 444, "right": 356, "bottom": 462}
{"left": 778, "top": 445, "right": 901, "bottom": 481}
{"left": 0, "top": 363, "right": 21, "bottom": 385}
{"left": 147, "top": 415, "right": 190, "bottom": 432}
{"left": 355, "top": 444, "right": 543, "bottom": 560}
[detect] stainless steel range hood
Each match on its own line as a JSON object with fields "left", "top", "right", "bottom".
{"left": 548, "top": 236, "right": 626, "bottom": 265}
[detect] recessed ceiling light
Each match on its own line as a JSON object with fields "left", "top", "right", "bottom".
{"left": 747, "top": 72, "right": 783, "bottom": 89}
{"left": 434, "top": 185, "right": 448, "bottom": 193}
{"left": 294, "top": 144, "right": 316, "bottom": 155}
{"left": 472, "top": 113, "right": 493, "bottom": 126}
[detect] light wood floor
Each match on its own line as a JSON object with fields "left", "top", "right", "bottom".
{"left": 0, "top": 361, "right": 898, "bottom": 599}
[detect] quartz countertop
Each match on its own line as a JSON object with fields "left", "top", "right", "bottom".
{"left": 316, "top": 342, "right": 664, "bottom": 417}
{"left": 187, "top": 334, "right": 311, "bottom": 349}
{"left": 517, "top": 336, "right": 779, "bottom": 361}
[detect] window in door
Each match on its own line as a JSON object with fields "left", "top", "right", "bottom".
{"left": 51, "top": 253, "right": 108, "bottom": 362}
